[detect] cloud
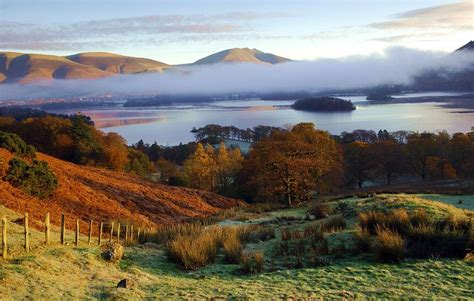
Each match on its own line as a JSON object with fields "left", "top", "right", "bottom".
{"left": 369, "top": 0, "right": 473, "bottom": 30}
{"left": 0, "top": 12, "right": 291, "bottom": 51}
{"left": 1, "top": 47, "right": 473, "bottom": 100}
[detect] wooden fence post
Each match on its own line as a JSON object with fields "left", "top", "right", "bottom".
{"left": 2, "top": 217, "right": 7, "bottom": 259}
{"left": 24, "top": 213, "right": 29, "bottom": 253}
{"left": 130, "top": 225, "right": 134, "bottom": 244}
{"left": 60, "top": 214, "right": 65, "bottom": 245}
{"left": 88, "top": 220, "right": 93, "bottom": 245}
{"left": 75, "top": 219, "right": 79, "bottom": 246}
{"left": 125, "top": 224, "right": 129, "bottom": 244}
{"left": 143, "top": 228, "right": 147, "bottom": 243}
{"left": 45, "top": 213, "right": 50, "bottom": 245}
{"left": 137, "top": 227, "right": 141, "bottom": 244}
{"left": 98, "top": 222, "right": 103, "bottom": 246}
{"left": 117, "top": 224, "right": 121, "bottom": 244}
{"left": 109, "top": 222, "right": 114, "bottom": 242}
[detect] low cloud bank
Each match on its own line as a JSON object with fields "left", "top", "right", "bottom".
{"left": 1, "top": 47, "right": 473, "bottom": 101}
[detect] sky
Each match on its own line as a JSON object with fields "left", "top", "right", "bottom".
{"left": 0, "top": 0, "right": 472, "bottom": 64}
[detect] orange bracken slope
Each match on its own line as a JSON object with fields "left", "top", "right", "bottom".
{"left": 0, "top": 148, "right": 241, "bottom": 232}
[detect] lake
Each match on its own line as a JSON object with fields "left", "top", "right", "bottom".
{"left": 53, "top": 93, "right": 474, "bottom": 145}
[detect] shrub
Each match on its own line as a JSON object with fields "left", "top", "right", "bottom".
{"left": 241, "top": 251, "right": 264, "bottom": 274}
{"left": 222, "top": 231, "right": 243, "bottom": 264}
{"left": 280, "top": 228, "right": 303, "bottom": 241}
{"left": 358, "top": 211, "right": 386, "bottom": 235}
{"left": 385, "top": 208, "right": 410, "bottom": 235}
{"left": 304, "top": 222, "right": 324, "bottom": 240}
{"left": 354, "top": 226, "right": 372, "bottom": 252}
{"left": 307, "top": 202, "right": 332, "bottom": 219}
{"left": 151, "top": 223, "right": 203, "bottom": 244}
{"left": 374, "top": 227, "right": 404, "bottom": 263}
{"left": 0, "top": 131, "right": 36, "bottom": 158}
{"left": 409, "top": 209, "right": 430, "bottom": 227}
{"left": 323, "top": 215, "right": 346, "bottom": 232}
{"left": 167, "top": 232, "right": 218, "bottom": 270}
{"left": 4, "top": 158, "right": 58, "bottom": 198}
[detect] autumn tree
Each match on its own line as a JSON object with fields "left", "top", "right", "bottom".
{"left": 343, "top": 141, "right": 375, "bottom": 188}
{"left": 242, "top": 123, "right": 341, "bottom": 206}
{"left": 405, "top": 133, "right": 438, "bottom": 181}
{"left": 183, "top": 143, "right": 216, "bottom": 190}
{"left": 183, "top": 142, "right": 243, "bottom": 194}
{"left": 370, "top": 140, "right": 406, "bottom": 185}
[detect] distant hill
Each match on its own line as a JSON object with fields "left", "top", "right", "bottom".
{"left": 412, "top": 41, "right": 474, "bottom": 91}
{"left": 0, "top": 52, "right": 112, "bottom": 84}
{"left": 455, "top": 41, "right": 474, "bottom": 52}
{"left": 66, "top": 52, "right": 171, "bottom": 74}
{"left": 192, "top": 48, "right": 291, "bottom": 65}
{"left": 0, "top": 147, "right": 241, "bottom": 231}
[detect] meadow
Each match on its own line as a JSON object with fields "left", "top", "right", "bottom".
{"left": 1, "top": 193, "right": 472, "bottom": 299}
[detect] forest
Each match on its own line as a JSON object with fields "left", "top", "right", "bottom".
{"left": 1, "top": 108, "right": 474, "bottom": 205}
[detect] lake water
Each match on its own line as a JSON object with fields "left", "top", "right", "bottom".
{"left": 54, "top": 93, "right": 474, "bottom": 145}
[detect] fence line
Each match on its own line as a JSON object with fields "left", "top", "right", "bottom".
{"left": 0, "top": 212, "right": 148, "bottom": 260}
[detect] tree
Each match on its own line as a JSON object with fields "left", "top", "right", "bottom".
{"left": 344, "top": 141, "right": 374, "bottom": 188}
{"left": 405, "top": 133, "right": 438, "bottom": 181}
{"left": 242, "top": 123, "right": 341, "bottom": 206}
{"left": 183, "top": 143, "right": 216, "bottom": 190}
{"left": 155, "top": 158, "right": 179, "bottom": 184}
{"left": 100, "top": 132, "right": 129, "bottom": 171}
{"left": 448, "top": 133, "right": 474, "bottom": 177}
{"left": 125, "top": 149, "right": 155, "bottom": 178}
{"left": 371, "top": 140, "right": 406, "bottom": 185}
{"left": 4, "top": 157, "right": 58, "bottom": 199}
{"left": 215, "top": 142, "right": 243, "bottom": 195}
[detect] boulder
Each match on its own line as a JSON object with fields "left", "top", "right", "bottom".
{"left": 117, "top": 278, "right": 136, "bottom": 289}
{"left": 101, "top": 242, "right": 124, "bottom": 262}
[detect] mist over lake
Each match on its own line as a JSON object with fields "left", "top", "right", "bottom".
{"left": 52, "top": 93, "right": 474, "bottom": 145}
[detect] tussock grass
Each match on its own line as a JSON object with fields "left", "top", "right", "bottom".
{"left": 241, "top": 250, "right": 264, "bottom": 274}
{"left": 307, "top": 202, "right": 332, "bottom": 219}
{"left": 374, "top": 227, "right": 404, "bottom": 263}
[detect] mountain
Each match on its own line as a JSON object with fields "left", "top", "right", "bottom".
{"left": 455, "top": 41, "right": 474, "bottom": 52}
{"left": 0, "top": 147, "right": 241, "bottom": 231}
{"left": 412, "top": 41, "right": 474, "bottom": 91}
{"left": 0, "top": 52, "right": 112, "bottom": 84}
{"left": 192, "top": 48, "right": 291, "bottom": 65}
{"left": 66, "top": 52, "right": 171, "bottom": 74}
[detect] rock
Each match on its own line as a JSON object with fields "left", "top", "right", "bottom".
{"left": 117, "top": 278, "right": 136, "bottom": 289}
{"left": 465, "top": 251, "right": 473, "bottom": 263}
{"left": 101, "top": 242, "right": 124, "bottom": 262}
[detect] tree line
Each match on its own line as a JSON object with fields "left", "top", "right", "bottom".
{"left": 163, "top": 124, "right": 474, "bottom": 206}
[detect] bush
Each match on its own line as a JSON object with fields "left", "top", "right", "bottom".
{"left": 304, "top": 222, "right": 324, "bottom": 240}
{"left": 0, "top": 131, "right": 36, "bottom": 158}
{"left": 358, "top": 211, "right": 386, "bottom": 235}
{"left": 385, "top": 208, "right": 410, "bottom": 235}
{"left": 151, "top": 223, "right": 203, "bottom": 244}
{"left": 307, "top": 202, "right": 333, "bottom": 219}
{"left": 375, "top": 227, "right": 404, "bottom": 263}
{"left": 4, "top": 158, "right": 58, "bottom": 198}
{"left": 222, "top": 231, "right": 243, "bottom": 264}
{"left": 167, "top": 231, "right": 218, "bottom": 270}
{"left": 354, "top": 226, "right": 372, "bottom": 252}
{"left": 323, "top": 215, "right": 346, "bottom": 232}
{"left": 280, "top": 228, "right": 303, "bottom": 241}
{"left": 241, "top": 251, "right": 264, "bottom": 274}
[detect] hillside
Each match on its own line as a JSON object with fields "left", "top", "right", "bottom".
{"left": 192, "top": 48, "right": 291, "bottom": 65}
{"left": 455, "top": 41, "right": 474, "bottom": 52}
{"left": 0, "top": 148, "right": 241, "bottom": 232}
{"left": 0, "top": 193, "right": 472, "bottom": 299}
{"left": 66, "top": 52, "right": 171, "bottom": 74}
{"left": 0, "top": 52, "right": 112, "bottom": 84}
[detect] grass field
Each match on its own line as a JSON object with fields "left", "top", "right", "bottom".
{"left": 0, "top": 194, "right": 473, "bottom": 299}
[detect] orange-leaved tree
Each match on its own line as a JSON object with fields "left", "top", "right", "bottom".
{"left": 242, "top": 123, "right": 341, "bottom": 206}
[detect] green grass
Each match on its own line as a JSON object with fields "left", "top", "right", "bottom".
{"left": 0, "top": 194, "right": 473, "bottom": 299}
